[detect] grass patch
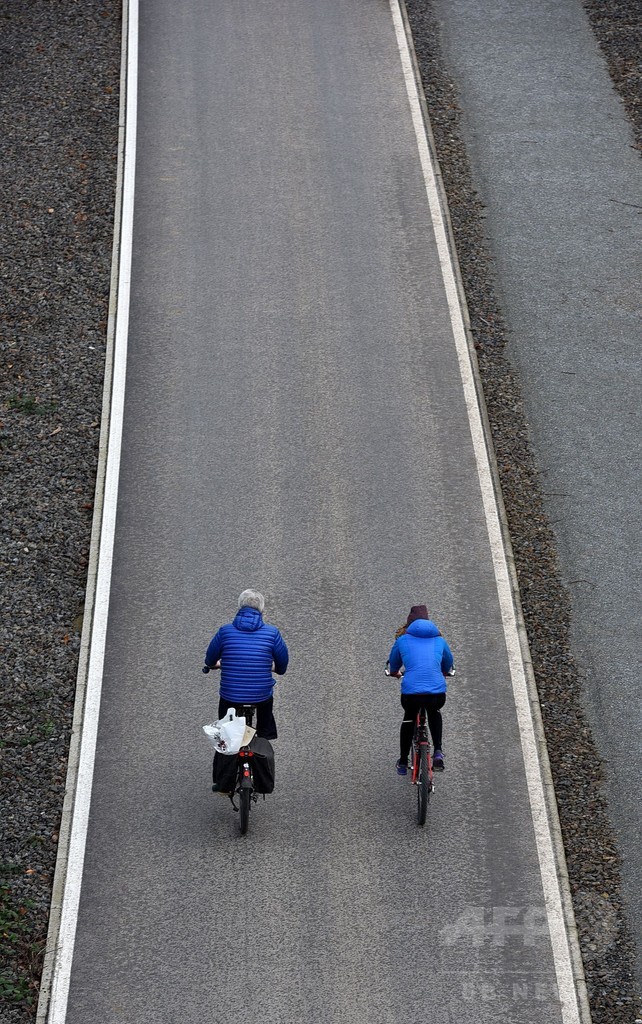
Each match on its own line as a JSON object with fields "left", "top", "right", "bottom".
{"left": 6, "top": 395, "right": 59, "bottom": 416}
{"left": 0, "top": 866, "right": 40, "bottom": 1008}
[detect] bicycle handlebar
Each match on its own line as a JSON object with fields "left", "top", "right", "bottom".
{"left": 202, "top": 663, "right": 221, "bottom": 674}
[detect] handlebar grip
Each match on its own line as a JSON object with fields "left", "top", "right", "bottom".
{"left": 202, "top": 666, "right": 210, "bottom": 674}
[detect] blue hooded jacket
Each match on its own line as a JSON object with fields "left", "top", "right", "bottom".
{"left": 388, "top": 619, "right": 453, "bottom": 695}
{"left": 205, "top": 607, "right": 289, "bottom": 703}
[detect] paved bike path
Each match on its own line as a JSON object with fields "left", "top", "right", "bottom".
{"left": 62, "top": 2, "right": 580, "bottom": 1021}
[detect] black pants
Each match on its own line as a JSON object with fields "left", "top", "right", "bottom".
{"left": 400, "top": 693, "right": 446, "bottom": 763}
{"left": 217, "top": 696, "right": 277, "bottom": 740}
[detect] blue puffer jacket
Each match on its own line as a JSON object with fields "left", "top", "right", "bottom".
{"left": 388, "top": 619, "right": 453, "bottom": 695}
{"left": 205, "top": 607, "right": 289, "bottom": 703}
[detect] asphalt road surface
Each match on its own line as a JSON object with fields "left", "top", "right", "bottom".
{"left": 62, "top": 2, "right": 579, "bottom": 1021}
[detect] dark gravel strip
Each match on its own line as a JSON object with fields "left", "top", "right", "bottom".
{"left": 404, "top": 1, "right": 642, "bottom": 1022}
{"left": 0, "top": 1, "right": 121, "bottom": 1020}
{"left": 0, "top": 1, "right": 640, "bottom": 1023}
{"left": 583, "top": 0, "right": 642, "bottom": 150}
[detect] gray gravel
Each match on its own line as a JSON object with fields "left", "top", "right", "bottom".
{"left": 0, "top": 1, "right": 639, "bottom": 1022}
{"left": 0, "top": 0, "right": 120, "bottom": 1018}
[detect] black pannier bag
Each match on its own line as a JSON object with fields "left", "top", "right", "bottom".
{"left": 213, "top": 751, "right": 238, "bottom": 794}
{"left": 250, "top": 736, "right": 275, "bottom": 794}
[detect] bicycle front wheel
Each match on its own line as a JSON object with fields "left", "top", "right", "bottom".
{"left": 417, "top": 745, "right": 429, "bottom": 827}
{"left": 239, "top": 786, "right": 250, "bottom": 834}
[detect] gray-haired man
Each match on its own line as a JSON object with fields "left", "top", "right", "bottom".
{"left": 203, "top": 589, "right": 289, "bottom": 739}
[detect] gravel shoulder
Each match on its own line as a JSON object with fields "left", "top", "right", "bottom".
{"left": 0, "top": 1, "right": 640, "bottom": 1022}
{"left": 0, "top": 1, "right": 120, "bottom": 1018}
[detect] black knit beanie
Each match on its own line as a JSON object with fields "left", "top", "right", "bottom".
{"left": 406, "top": 604, "right": 429, "bottom": 625}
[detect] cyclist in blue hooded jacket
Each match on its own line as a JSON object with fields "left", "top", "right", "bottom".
{"left": 388, "top": 604, "right": 454, "bottom": 774}
{"left": 203, "top": 589, "right": 288, "bottom": 741}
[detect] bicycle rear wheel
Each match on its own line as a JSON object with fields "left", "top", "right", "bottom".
{"left": 417, "top": 745, "right": 429, "bottom": 827}
{"left": 239, "top": 786, "right": 250, "bottom": 834}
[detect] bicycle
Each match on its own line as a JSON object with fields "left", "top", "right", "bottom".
{"left": 208, "top": 701, "right": 267, "bottom": 834}
{"left": 385, "top": 664, "right": 454, "bottom": 827}
{"left": 232, "top": 703, "right": 258, "bottom": 835}
{"left": 408, "top": 703, "right": 434, "bottom": 827}
{"left": 202, "top": 666, "right": 275, "bottom": 835}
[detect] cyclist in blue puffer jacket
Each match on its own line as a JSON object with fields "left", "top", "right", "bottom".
{"left": 204, "top": 589, "right": 288, "bottom": 740}
{"left": 388, "top": 604, "right": 454, "bottom": 774}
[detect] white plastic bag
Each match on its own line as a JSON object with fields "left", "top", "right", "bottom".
{"left": 202, "top": 708, "right": 247, "bottom": 755}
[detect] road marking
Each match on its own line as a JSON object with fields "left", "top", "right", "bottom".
{"left": 387, "top": 3, "right": 589, "bottom": 1022}
{"left": 36, "top": 1, "right": 138, "bottom": 1021}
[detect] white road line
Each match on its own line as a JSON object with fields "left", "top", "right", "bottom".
{"left": 36, "top": 1, "right": 138, "bottom": 1021}
{"left": 388, "top": 2, "right": 589, "bottom": 1022}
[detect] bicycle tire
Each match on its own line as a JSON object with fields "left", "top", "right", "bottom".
{"left": 239, "top": 786, "right": 250, "bottom": 835}
{"left": 417, "top": 744, "right": 429, "bottom": 827}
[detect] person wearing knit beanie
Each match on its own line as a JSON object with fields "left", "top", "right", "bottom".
{"left": 406, "top": 604, "right": 429, "bottom": 626}
{"left": 388, "top": 605, "right": 453, "bottom": 773}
